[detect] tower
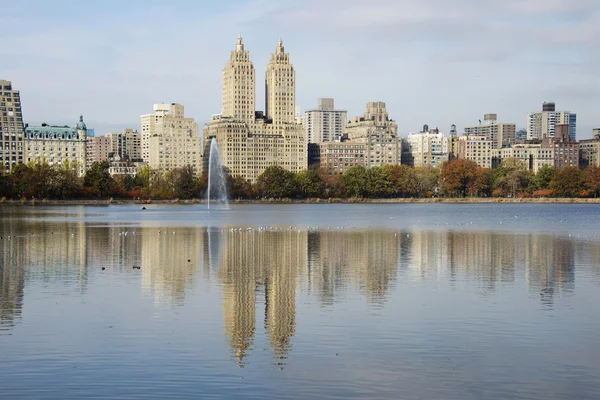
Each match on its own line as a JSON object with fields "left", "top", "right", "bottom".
{"left": 265, "top": 39, "right": 295, "bottom": 125}
{"left": 222, "top": 36, "right": 255, "bottom": 123}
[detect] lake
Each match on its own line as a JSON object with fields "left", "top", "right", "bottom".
{"left": 1, "top": 204, "right": 600, "bottom": 399}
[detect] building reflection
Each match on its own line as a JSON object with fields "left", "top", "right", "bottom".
{"left": 0, "top": 219, "right": 592, "bottom": 364}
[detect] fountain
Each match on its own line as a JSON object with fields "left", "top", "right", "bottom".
{"left": 207, "top": 138, "right": 229, "bottom": 210}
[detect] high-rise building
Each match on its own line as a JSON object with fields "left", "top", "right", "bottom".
{"left": 106, "top": 128, "right": 141, "bottom": 161}
{"left": 579, "top": 136, "right": 600, "bottom": 168}
{"left": 593, "top": 128, "right": 600, "bottom": 138}
{"left": 304, "top": 98, "right": 347, "bottom": 143}
{"left": 527, "top": 102, "right": 576, "bottom": 140}
{"left": 86, "top": 136, "right": 112, "bottom": 166}
{"left": 345, "top": 102, "right": 398, "bottom": 139}
{"left": 404, "top": 125, "right": 450, "bottom": 168}
{"left": 222, "top": 36, "right": 255, "bottom": 124}
{"left": 141, "top": 103, "right": 201, "bottom": 175}
{"left": 457, "top": 135, "right": 495, "bottom": 169}
{"left": 203, "top": 37, "right": 307, "bottom": 182}
{"left": 265, "top": 39, "right": 295, "bottom": 125}
{"left": 24, "top": 115, "right": 88, "bottom": 175}
{"left": 464, "top": 113, "right": 516, "bottom": 149}
{"left": 0, "top": 80, "right": 25, "bottom": 174}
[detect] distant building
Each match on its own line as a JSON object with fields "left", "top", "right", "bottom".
{"left": 579, "top": 137, "right": 600, "bottom": 168}
{"left": 527, "top": 102, "right": 576, "bottom": 140}
{"left": 141, "top": 103, "right": 202, "bottom": 175}
{"left": 86, "top": 128, "right": 95, "bottom": 137}
{"left": 457, "top": 135, "right": 495, "bottom": 168}
{"left": 304, "top": 98, "right": 347, "bottom": 143}
{"left": 105, "top": 128, "right": 141, "bottom": 161}
{"left": 464, "top": 113, "right": 516, "bottom": 149}
{"left": 24, "top": 115, "right": 88, "bottom": 175}
{"left": 319, "top": 138, "right": 366, "bottom": 175}
{"left": 86, "top": 136, "right": 112, "bottom": 166}
{"left": 404, "top": 125, "right": 450, "bottom": 168}
{"left": 493, "top": 143, "right": 554, "bottom": 173}
{"left": 0, "top": 80, "right": 25, "bottom": 173}
{"left": 345, "top": 102, "right": 398, "bottom": 139}
{"left": 203, "top": 37, "right": 307, "bottom": 182}
{"left": 549, "top": 124, "right": 579, "bottom": 170}
{"left": 515, "top": 129, "right": 527, "bottom": 141}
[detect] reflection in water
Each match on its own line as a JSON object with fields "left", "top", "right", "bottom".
{"left": 0, "top": 223, "right": 594, "bottom": 361}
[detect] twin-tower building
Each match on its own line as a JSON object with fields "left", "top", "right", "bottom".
{"left": 203, "top": 37, "right": 307, "bottom": 182}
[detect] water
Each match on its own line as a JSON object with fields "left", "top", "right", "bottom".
{"left": 1, "top": 204, "right": 600, "bottom": 399}
{"left": 207, "top": 138, "right": 229, "bottom": 210}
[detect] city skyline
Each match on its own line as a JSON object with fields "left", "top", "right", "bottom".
{"left": 2, "top": 0, "right": 598, "bottom": 138}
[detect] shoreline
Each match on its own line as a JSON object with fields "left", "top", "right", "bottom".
{"left": 2, "top": 197, "right": 600, "bottom": 206}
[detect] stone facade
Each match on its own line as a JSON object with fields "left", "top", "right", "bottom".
{"left": 405, "top": 127, "right": 450, "bottom": 168}
{"left": 106, "top": 128, "right": 141, "bottom": 161}
{"left": 0, "top": 80, "right": 25, "bottom": 173}
{"left": 203, "top": 37, "right": 307, "bottom": 182}
{"left": 144, "top": 103, "right": 201, "bottom": 175}
{"left": 345, "top": 102, "right": 397, "bottom": 140}
{"left": 457, "top": 135, "right": 495, "bottom": 169}
{"left": 304, "top": 98, "right": 347, "bottom": 144}
{"left": 579, "top": 138, "right": 600, "bottom": 168}
{"left": 493, "top": 143, "right": 554, "bottom": 173}
{"left": 86, "top": 136, "right": 112, "bottom": 166}
{"left": 24, "top": 116, "right": 87, "bottom": 175}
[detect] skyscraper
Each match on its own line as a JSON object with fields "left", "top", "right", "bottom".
{"left": 304, "top": 98, "right": 347, "bottom": 143}
{"left": 265, "top": 39, "right": 295, "bottom": 125}
{"left": 0, "top": 80, "right": 25, "bottom": 173}
{"left": 464, "top": 113, "right": 516, "bottom": 149}
{"left": 527, "top": 102, "right": 576, "bottom": 141}
{"left": 203, "top": 37, "right": 306, "bottom": 182}
{"left": 222, "top": 36, "right": 255, "bottom": 123}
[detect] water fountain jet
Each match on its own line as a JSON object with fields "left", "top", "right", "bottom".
{"left": 207, "top": 138, "right": 229, "bottom": 210}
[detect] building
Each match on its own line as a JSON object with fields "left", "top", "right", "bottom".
{"left": 464, "top": 114, "right": 516, "bottom": 149}
{"left": 345, "top": 102, "right": 398, "bottom": 139}
{"left": 404, "top": 125, "right": 450, "bottom": 168}
{"left": 527, "top": 102, "right": 576, "bottom": 141}
{"left": 203, "top": 37, "right": 307, "bottom": 182}
{"left": 86, "top": 136, "right": 112, "bottom": 166}
{"left": 579, "top": 136, "right": 600, "bottom": 168}
{"left": 24, "top": 116, "right": 88, "bottom": 175}
{"left": 304, "top": 98, "right": 347, "bottom": 143}
{"left": 593, "top": 128, "right": 600, "bottom": 138}
{"left": 141, "top": 103, "right": 202, "bottom": 175}
{"left": 0, "top": 80, "right": 25, "bottom": 173}
{"left": 457, "top": 135, "right": 495, "bottom": 168}
{"left": 546, "top": 124, "right": 579, "bottom": 170}
{"left": 106, "top": 128, "right": 141, "bottom": 161}
{"left": 493, "top": 143, "right": 554, "bottom": 173}
{"left": 516, "top": 129, "right": 527, "bottom": 141}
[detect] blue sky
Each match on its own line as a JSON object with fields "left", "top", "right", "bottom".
{"left": 1, "top": 0, "right": 598, "bottom": 137}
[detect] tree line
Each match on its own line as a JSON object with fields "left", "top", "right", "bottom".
{"left": 1, "top": 159, "right": 600, "bottom": 200}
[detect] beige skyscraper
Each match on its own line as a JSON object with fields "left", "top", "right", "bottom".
{"left": 222, "top": 36, "right": 255, "bottom": 123}
{"left": 204, "top": 37, "right": 307, "bottom": 182}
{"left": 141, "top": 103, "right": 202, "bottom": 175}
{"left": 265, "top": 39, "right": 295, "bottom": 125}
{"left": 464, "top": 114, "right": 516, "bottom": 149}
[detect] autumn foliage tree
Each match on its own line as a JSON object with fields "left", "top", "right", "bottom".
{"left": 440, "top": 159, "right": 478, "bottom": 197}
{"left": 551, "top": 167, "right": 585, "bottom": 197}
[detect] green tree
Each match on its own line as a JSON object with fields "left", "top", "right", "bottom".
{"left": 551, "top": 167, "right": 584, "bottom": 198}
{"left": 294, "top": 169, "right": 325, "bottom": 198}
{"left": 535, "top": 164, "right": 556, "bottom": 190}
{"left": 55, "top": 161, "right": 82, "bottom": 198}
{"left": 440, "top": 159, "right": 478, "bottom": 197}
{"left": 255, "top": 166, "right": 296, "bottom": 198}
{"left": 341, "top": 166, "right": 369, "bottom": 197}
{"left": 9, "top": 164, "right": 32, "bottom": 198}
{"left": 366, "top": 166, "right": 394, "bottom": 198}
{"left": 172, "top": 165, "right": 200, "bottom": 199}
{"left": 83, "top": 161, "right": 115, "bottom": 197}
{"left": 229, "top": 175, "right": 253, "bottom": 199}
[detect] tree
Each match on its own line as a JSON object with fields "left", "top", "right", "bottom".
{"left": 172, "top": 165, "right": 200, "bottom": 199}
{"left": 535, "top": 164, "right": 556, "bottom": 191}
{"left": 551, "top": 167, "right": 584, "bottom": 198}
{"left": 440, "top": 159, "right": 478, "bottom": 197}
{"left": 467, "top": 168, "right": 492, "bottom": 197}
{"left": 366, "top": 166, "right": 394, "bottom": 198}
{"left": 255, "top": 166, "right": 295, "bottom": 198}
{"left": 83, "top": 161, "right": 115, "bottom": 197}
{"left": 294, "top": 169, "right": 325, "bottom": 198}
{"left": 341, "top": 166, "right": 369, "bottom": 197}
{"left": 583, "top": 165, "right": 600, "bottom": 197}
{"left": 229, "top": 175, "right": 253, "bottom": 199}
{"left": 55, "top": 161, "right": 82, "bottom": 198}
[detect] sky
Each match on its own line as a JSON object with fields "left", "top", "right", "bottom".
{"left": 1, "top": 0, "right": 599, "bottom": 138}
